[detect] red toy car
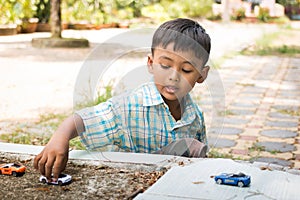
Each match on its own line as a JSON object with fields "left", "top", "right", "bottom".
{"left": 0, "top": 163, "right": 26, "bottom": 176}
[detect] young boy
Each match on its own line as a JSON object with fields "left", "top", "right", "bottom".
{"left": 34, "top": 18, "right": 211, "bottom": 181}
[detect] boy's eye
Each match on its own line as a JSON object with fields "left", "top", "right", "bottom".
{"left": 160, "top": 64, "right": 170, "bottom": 69}
{"left": 182, "top": 68, "right": 192, "bottom": 73}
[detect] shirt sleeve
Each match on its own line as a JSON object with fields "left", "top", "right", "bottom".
{"left": 75, "top": 101, "right": 122, "bottom": 151}
{"left": 195, "top": 105, "right": 207, "bottom": 145}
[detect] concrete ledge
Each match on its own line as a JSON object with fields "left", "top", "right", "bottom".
{"left": 31, "top": 37, "right": 89, "bottom": 48}
{"left": 0, "top": 142, "right": 198, "bottom": 170}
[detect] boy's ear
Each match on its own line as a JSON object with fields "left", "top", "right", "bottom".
{"left": 147, "top": 54, "right": 154, "bottom": 74}
{"left": 197, "top": 66, "right": 210, "bottom": 83}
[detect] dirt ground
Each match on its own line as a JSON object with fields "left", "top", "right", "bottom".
{"left": 0, "top": 155, "right": 166, "bottom": 200}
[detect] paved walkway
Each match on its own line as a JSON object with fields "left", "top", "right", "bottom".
{"left": 0, "top": 21, "right": 299, "bottom": 171}
{"left": 204, "top": 55, "right": 300, "bottom": 169}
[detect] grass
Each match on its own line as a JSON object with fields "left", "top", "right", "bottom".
{"left": 241, "top": 29, "right": 300, "bottom": 56}
{"left": 218, "top": 110, "right": 235, "bottom": 116}
{"left": 207, "top": 149, "right": 234, "bottom": 159}
{"left": 248, "top": 143, "right": 265, "bottom": 153}
{"left": 277, "top": 109, "right": 300, "bottom": 116}
{"left": 74, "top": 85, "right": 113, "bottom": 110}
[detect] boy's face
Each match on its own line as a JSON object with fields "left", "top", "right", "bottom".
{"left": 147, "top": 43, "right": 209, "bottom": 102}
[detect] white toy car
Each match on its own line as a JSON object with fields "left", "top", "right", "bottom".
{"left": 39, "top": 173, "right": 72, "bottom": 186}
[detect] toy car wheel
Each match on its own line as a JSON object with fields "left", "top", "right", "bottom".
{"left": 0, "top": 170, "right": 2, "bottom": 175}
{"left": 41, "top": 179, "right": 47, "bottom": 184}
{"left": 12, "top": 172, "right": 17, "bottom": 177}
{"left": 58, "top": 181, "right": 63, "bottom": 186}
{"left": 237, "top": 181, "right": 244, "bottom": 187}
{"left": 216, "top": 179, "right": 222, "bottom": 185}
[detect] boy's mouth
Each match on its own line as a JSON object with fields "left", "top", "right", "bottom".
{"left": 164, "top": 85, "right": 179, "bottom": 93}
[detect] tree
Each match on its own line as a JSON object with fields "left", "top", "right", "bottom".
{"left": 50, "top": 0, "right": 61, "bottom": 38}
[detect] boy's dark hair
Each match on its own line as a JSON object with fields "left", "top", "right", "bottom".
{"left": 151, "top": 18, "right": 211, "bottom": 65}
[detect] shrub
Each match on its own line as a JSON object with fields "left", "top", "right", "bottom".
{"left": 257, "top": 7, "right": 270, "bottom": 22}
{"left": 231, "top": 7, "right": 246, "bottom": 21}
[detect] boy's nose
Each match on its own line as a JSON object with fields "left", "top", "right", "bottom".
{"left": 168, "top": 69, "right": 180, "bottom": 82}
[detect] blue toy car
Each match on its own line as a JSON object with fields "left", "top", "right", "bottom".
{"left": 214, "top": 172, "right": 251, "bottom": 187}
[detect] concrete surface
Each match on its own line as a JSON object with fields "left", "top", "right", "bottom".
{"left": 135, "top": 159, "right": 300, "bottom": 200}
{"left": 1, "top": 141, "right": 300, "bottom": 200}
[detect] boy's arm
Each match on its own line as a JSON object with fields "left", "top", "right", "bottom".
{"left": 33, "top": 114, "right": 84, "bottom": 181}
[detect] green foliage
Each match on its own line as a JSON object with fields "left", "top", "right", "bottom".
{"left": 0, "top": 0, "right": 38, "bottom": 23}
{"left": 207, "top": 13, "right": 222, "bottom": 21}
{"left": 231, "top": 7, "right": 246, "bottom": 21}
{"left": 70, "top": 137, "right": 85, "bottom": 150}
{"left": 18, "top": 0, "right": 38, "bottom": 19}
{"left": 74, "top": 84, "right": 114, "bottom": 110}
{"left": 257, "top": 7, "right": 271, "bottom": 22}
{"left": 141, "top": 3, "right": 170, "bottom": 22}
{"left": 34, "top": 0, "right": 50, "bottom": 23}
{"left": 94, "top": 85, "right": 113, "bottom": 105}
{"left": 276, "top": 0, "right": 300, "bottom": 7}
{"left": 1, "top": 0, "right": 215, "bottom": 25}
{"left": 61, "top": 0, "right": 156, "bottom": 24}
{"left": 180, "top": 0, "right": 214, "bottom": 18}
{"left": 142, "top": 0, "right": 213, "bottom": 22}
{"left": 0, "top": 0, "right": 20, "bottom": 24}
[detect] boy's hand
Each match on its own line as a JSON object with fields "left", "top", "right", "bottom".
{"left": 34, "top": 114, "right": 82, "bottom": 181}
{"left": 34, "top": 138, "right": 69, "bottom": 182}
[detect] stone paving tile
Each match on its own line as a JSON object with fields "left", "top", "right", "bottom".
{"left": 208, "top": 137, "right": 236, "bottom": 148}
{"left": 222, "top": 117, "right": 249, "bottom": 125}
{"left": 255, "top": 141, "right": 296, "bottom": 153}
{"left": 209, "top": 127, "right": 243, "bottom": 135}
{"left": 268, "top": 112, "right": 296, "bottom": 120}
{"left": 260, "top": 129, "right": 298, "bottom": 138}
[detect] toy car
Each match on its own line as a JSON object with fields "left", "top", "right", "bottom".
{"left": 0, "top": 163, "right": 26, "bottom": 176}
{"left": 214, "top": 172, "right": 251, "bottom": 187}
{"left": 39, "top": 173, "right": 72, "bottom": 186}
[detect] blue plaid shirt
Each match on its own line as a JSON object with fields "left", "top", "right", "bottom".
{"left": 76, "top": 82, "right": 206, "bottom": 153}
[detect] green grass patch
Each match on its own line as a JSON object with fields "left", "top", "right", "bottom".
{"left": 248, "top": 143, "right": 265, "bottom": 153}
{"left": 207, "top": 149, "right": 234, "bottom": 159}
{"left": 75, "top": 85, "right": 113, "bottom": 110}
{"left": 218, "top": 110, "right": 235, "bottom": 116}
{"left": 241, "top": 29, "right": 300, "bottom": 56}
{"left": 278, "top": 109, "right": 300, "bottom": 116}
{"left": 0, "top": 131, "right": 51, "bottom": 146}
{"left": 249, "top": 45, "right": 300, "bottom": 56}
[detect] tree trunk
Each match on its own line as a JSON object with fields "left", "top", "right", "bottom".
{"left": 50, "top": 0, "right": 62, "bottom": 38}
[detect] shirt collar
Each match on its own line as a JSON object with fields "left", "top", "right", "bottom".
{"left": 142, "top": 81, "right": 164, "bottom": 106}
{"left": 142, "top": 82, "right": 197, "bottom": 126}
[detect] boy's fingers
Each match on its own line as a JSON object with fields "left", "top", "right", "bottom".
{"left": 37, "top": 156, "right": 48, "bottom": 176}
{"left": 52, "top": 156, "right": 65, "bottom": 181}
{"left": 33, "top": 153, "right": 42, "bottom": 170}
{"left": 45, "top": 156, "right": 55, "bottom": 181}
